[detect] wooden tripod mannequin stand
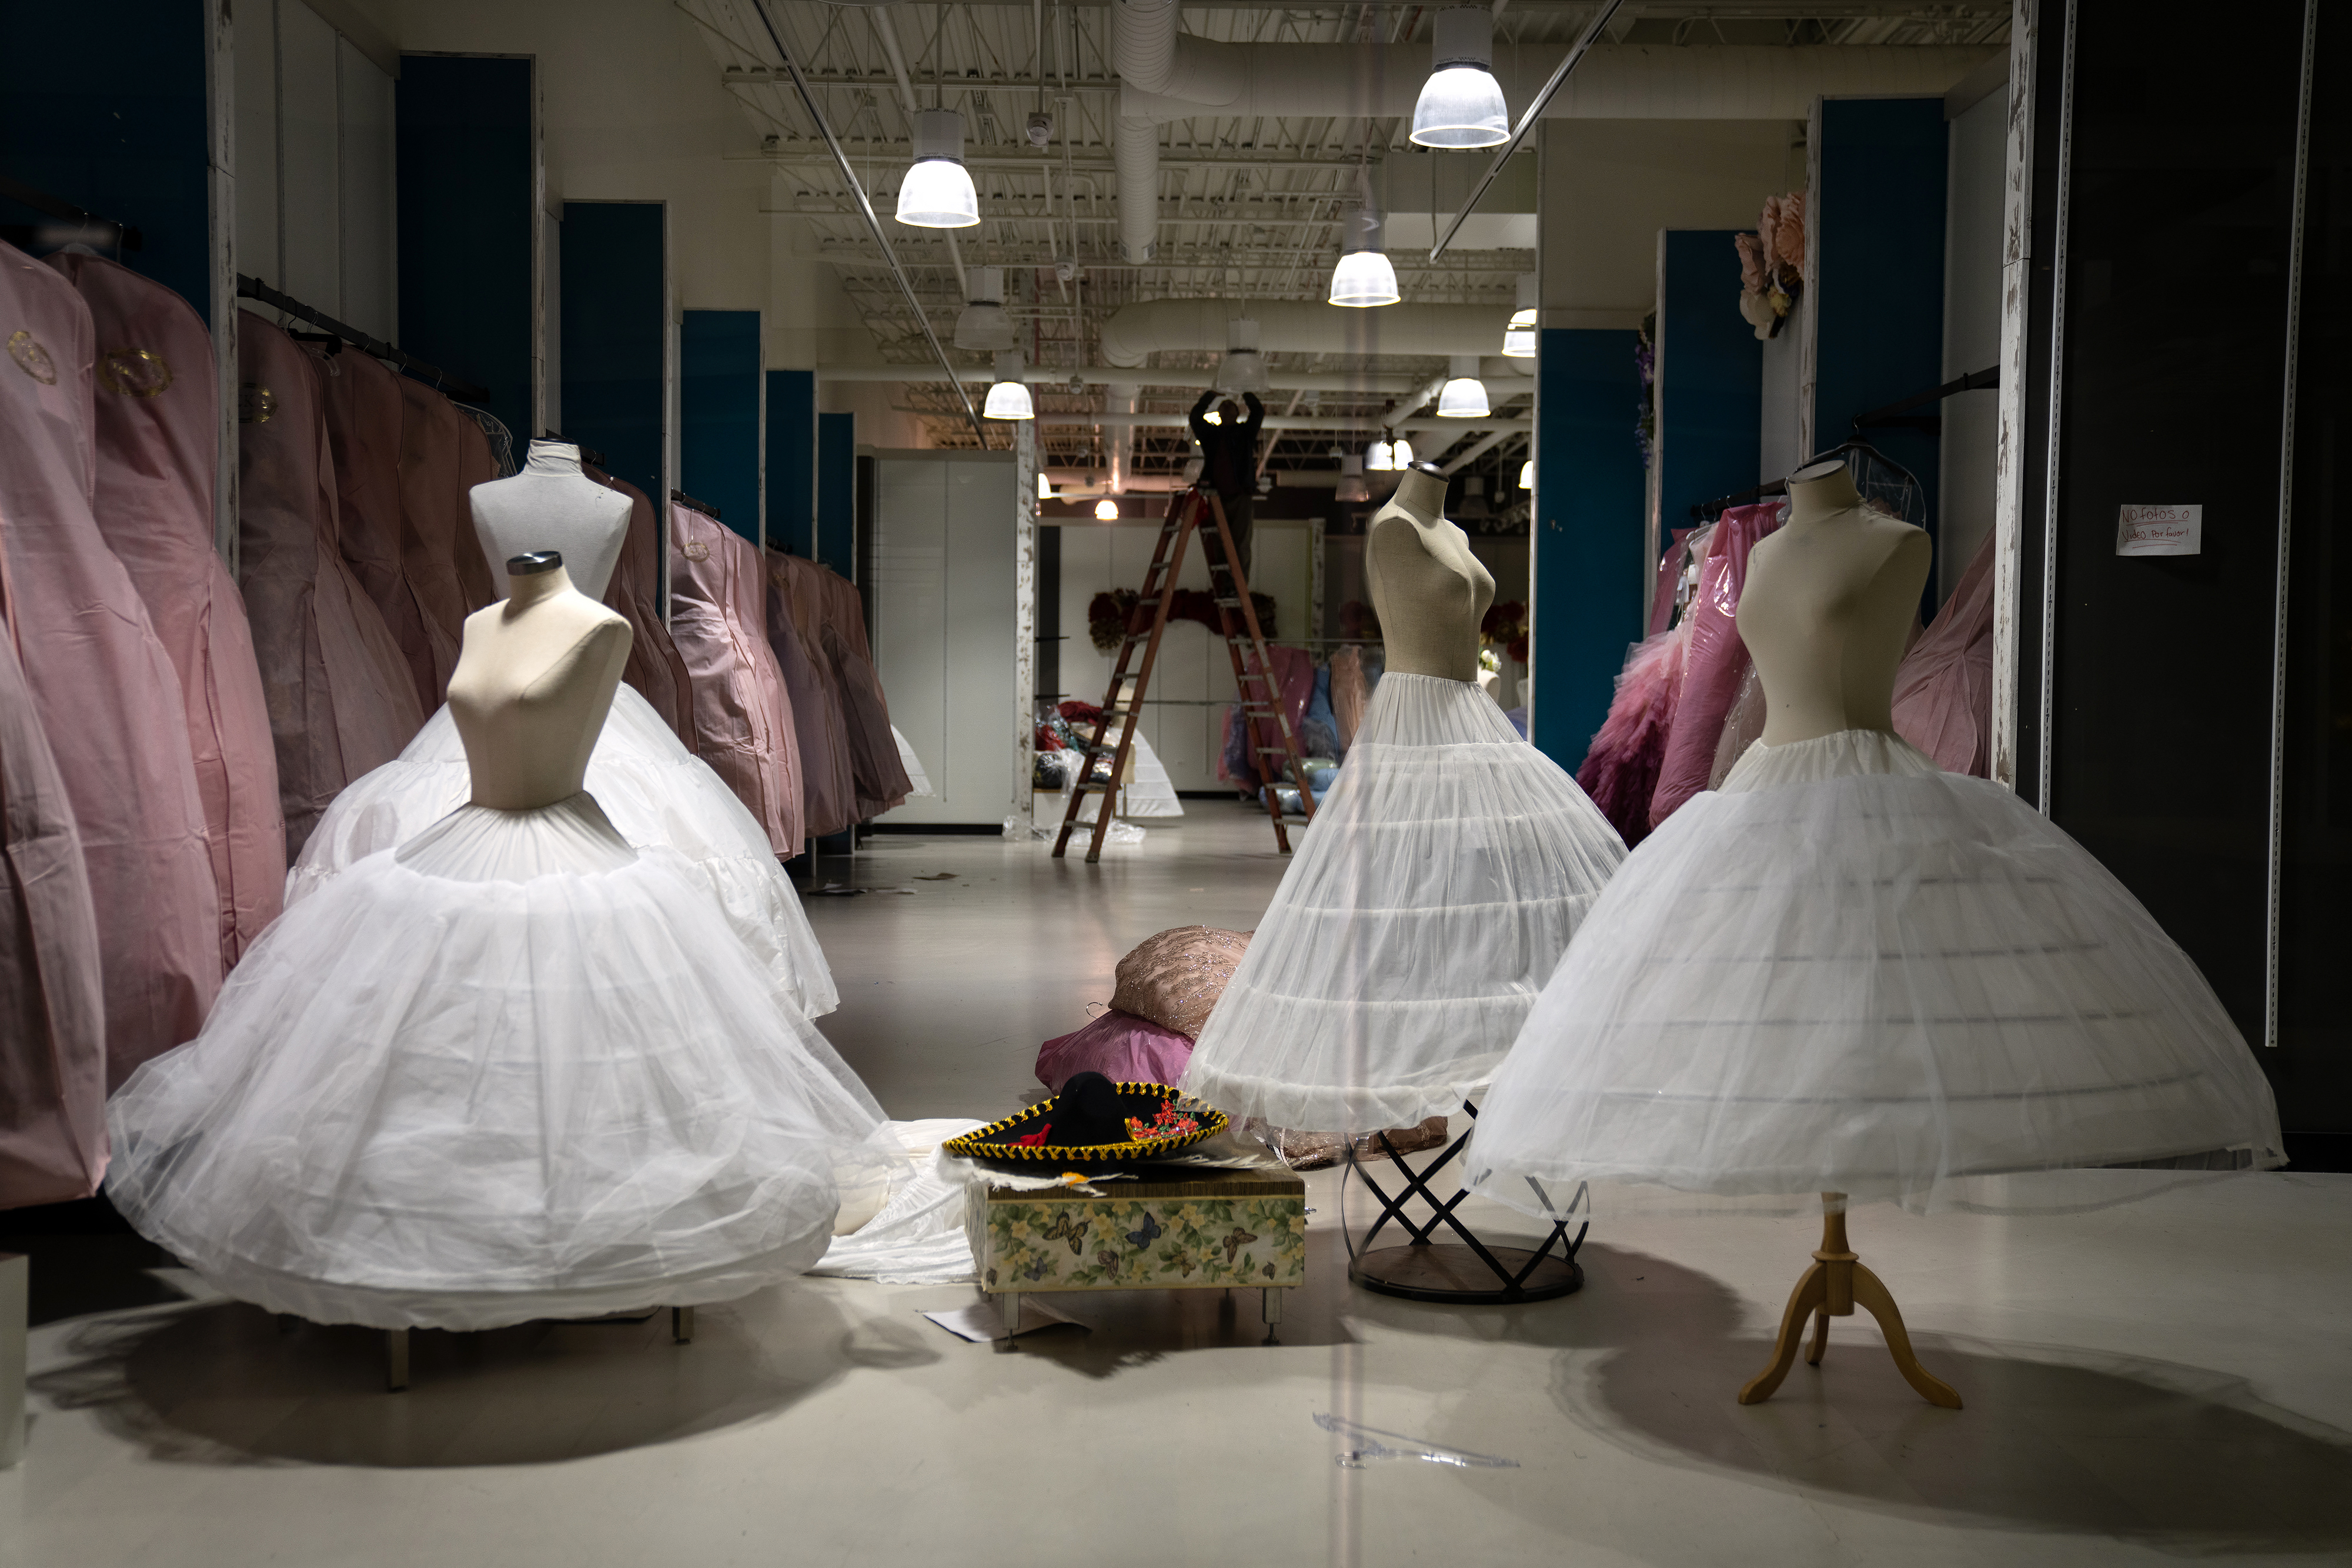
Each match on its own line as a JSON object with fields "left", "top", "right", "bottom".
{"left": 1737, "top": 1194, "right": 1963, "bottom": 1409}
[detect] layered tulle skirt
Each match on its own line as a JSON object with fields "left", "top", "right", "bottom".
{"left": 1464, "top": 730, "right": 2286, "bottom": 1215}
{"left": 108, "top": 794, "right": 893, "bottom": 1330}
{"left": 1181, "top": 673, "right": 1628, "bottom": 1131}
{"left": 288, "top": 683, "right": 837, "bottom": 1019}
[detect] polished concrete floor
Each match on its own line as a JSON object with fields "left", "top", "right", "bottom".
{"left": 9, "top": 804, "right": 2352, "bottom": 1566}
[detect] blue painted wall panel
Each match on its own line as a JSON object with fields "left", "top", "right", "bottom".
{"left": 681, "top": 309, "right": 761, "bottom": 544}
{"left": 559, "top": 202, "right": 665, "bottom": 506}
{"left": 817, "top": 411, "right": 856, "bottom": 576}
{"left": 1813, "top": 97, "right": 1949, "bottom": 583}
{"left": 766, "top": 369, "right": 816, "bottom": 556}
{"left": 1658, "top": 230, "right": 1763, "bottom": 528}
{"left": 397, "top": 56, "right": 534, "bottom": 442}
{"left": 1531, "top": 327, "right": 1647, "bottom": 769}
{"left": 0, "top": 1, "right": 211, "bottom": 319}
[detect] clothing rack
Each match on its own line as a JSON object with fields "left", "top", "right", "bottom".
{"left": 670, "top": 489, "right": 721, "bottom": 521}
{"left": 236, "top": 274, "right": 492, "bottom": 403}
{"left": 0, "top": 174, "right": 141, "bottom": 253}
{"left": 1851, "top": 364, "right": 1999, "bottom": 436}
{"left": 1689, "top": 478, "right": 1787, "bottom": 523}
{"left": 540, "top": 431, "right": 609, "bottom": 469}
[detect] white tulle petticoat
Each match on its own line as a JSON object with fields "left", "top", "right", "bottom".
{"left": 288, "top": 683, "right": 837, "bottom": 1019}
{"left": 1464, "top": 729, "right": 2286, "bottom": 1216}
{"left": 1180, "top": 673, "right": 1629, "bottom": 1132}
{"left": 108, "top": 793, "right": 894, "bottom": 1331}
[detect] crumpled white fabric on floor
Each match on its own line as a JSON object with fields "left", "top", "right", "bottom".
{"left": 1465, "top": 728, "right": 2286, "bottom": 1217}
{"left": 288, "top": 682, "right": 838, "bottom": 1019}
{"left": 109, "top": 793, "right": 893, "bottom": 1332}
{"left": 808, "top": 1119, "right": 988, "bottom": 1284}
{"left": 1182, "top": 672, "right": 1627, "bottom": 1133}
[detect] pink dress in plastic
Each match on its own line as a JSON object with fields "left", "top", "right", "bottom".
{"left": 587, "top": 467, "right": 696, "bottom": 747}
{"left": 670, "top": 504, "right": 804, "bottom": 855}
{"left": 0, "top": 588, "right": 108, "bottom": 1208}
{"left": 0, "top": 243, "right": 222, "bottom": 1087}
{"left": 1892, "top": 531, "right": 1996, "bottom": 777}
{"left": 49, "top": 253, "right": 288, "bottom": 968}
{"left": 237, "top": 312, "right": 425, "bottom": 858}
{"left": 1576, "top": 618, "right": 1690, "bottom": 848}
{"left": 318, "top": 345, "right": 457, "bottom": 713}
{"left": 1649, "top": 502, "right": 1785, "bottom": 827}
{"left": 1648, "top": 524, "right": 1697, "bottom": 637}
{"left": 767, "top": 552, "right": 856, "bottom": 838}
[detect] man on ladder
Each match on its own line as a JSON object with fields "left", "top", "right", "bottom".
{"left": 1188, "top": 387, "right": 1264, "bottom": 579}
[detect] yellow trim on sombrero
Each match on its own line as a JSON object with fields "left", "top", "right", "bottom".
{"left": 941, "top": 1082, "right": 1230, "bottom": 1164}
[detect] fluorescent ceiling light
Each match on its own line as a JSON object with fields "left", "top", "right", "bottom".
{"left": 897, "top": 110, "right": 980, "bottom": 229}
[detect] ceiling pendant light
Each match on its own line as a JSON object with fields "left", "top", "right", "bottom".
{"left": 1502, "top": 272, "right": 1538, "bottom": 358}
{"left": 1518, "top": 457, "right": 1534, "bottom": 490}
{"left": 955, "top": 266, "right": 1016, "bottom": 351}
{"left": 1328, "top": 202, "right": 1400, "bottom": 309}
{"left": 1412, "top": 8, "right": 1511, "bottom": 150}
{"left": 1391, "top": 436, "right": 1415, "bottom": 467}
{"left": 1094, "top": 497, "right": 1120, "bottom": 521}
{"left": 1335, "top": 454, "right": 1371, "bottom": 503}
{"left": 1436, "top": 354, "right": 1490, "bottom": 418}
{"left": 896, "top": 109, "right": 980, "bottom": 229}
{"left": 984, "top": 349, "right": 1033, "bottom": 420}
{"left": 1038, "top": 470, "right": 1056, "bottom": 499}
{"left": 1217, "top": 317, "right": 1270, "bottom": 396}
{"left": 1366, "top": 437, "right": 1395, "bottom": 472}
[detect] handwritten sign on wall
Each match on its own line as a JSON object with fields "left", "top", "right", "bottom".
{"left": 2116, "top": 503, "right": 2201, "bottom": 557}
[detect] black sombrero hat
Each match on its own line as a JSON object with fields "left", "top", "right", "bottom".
{"left": 944, "top": 1072, "right": 1228, "bottom": 1175}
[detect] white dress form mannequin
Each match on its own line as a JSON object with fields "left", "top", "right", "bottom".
{"left": 1739, "top": 460, "right": 1930, "bottom": 747}
{"left": 469, "top": 441, "right": 632, "bottom": 603}
{"left": 1365, "top": 466, "right": 1495, "bottom": 683}
{"left": 442, "top": 553, "right": 632, "bottom": 810}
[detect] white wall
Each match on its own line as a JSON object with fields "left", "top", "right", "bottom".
{"left": 234, "top": 0, "right": 400, "bottom": 339}
{"left": 1940, "top": 81, "right": 2007, "bottom": 602}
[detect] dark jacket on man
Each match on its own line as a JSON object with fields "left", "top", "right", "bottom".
{"left": 1188, "top": 389, "right": 1264, "bottom": 497}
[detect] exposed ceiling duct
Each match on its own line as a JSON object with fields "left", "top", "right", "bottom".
{"left": 1107, "top": 2, "right": 1997, "bottom": 262}
{"left": 1098, "top": 298, "right": 1524, "bottom": 369}
{"left": 814, "top": 363, "right": 1431, "bottom": 396}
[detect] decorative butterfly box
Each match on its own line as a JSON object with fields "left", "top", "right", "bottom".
{"left": 965, "top": 1169, "right": 1308, "bottom": 1305}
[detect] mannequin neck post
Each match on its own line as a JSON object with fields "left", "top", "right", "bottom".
{"left": 1786, "top": 459, "right": 1866, "bottom": 525}
{"left": 523, "top": 440, "right": 584, "bottom": 479}
{"left": 503, "top": 562, "right": 575, "bottom": 612}
{"left": 1391, "top": 466, "right": 1448, "bottom": 520}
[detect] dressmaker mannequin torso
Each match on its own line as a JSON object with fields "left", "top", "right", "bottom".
{"left": 1739, "top": 460, "right": 1930, "bottom": 747}
{"left": 1366, "top": 464, "right": 1495, "bottom": 681}
{"left": 470, "top": 442, "right": 632, "bottom": 602}
{"left": 444, "top": 553, "right": 632, "bottom": 810}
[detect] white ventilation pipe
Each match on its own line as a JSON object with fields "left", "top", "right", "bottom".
{"left": 815, "top": 363, "right": 1429, "bottom": 395}
{"left": 1110, "top": 36, "right": 1996, "bottom": 263}
{"left": 1099, "top": 298, "right": 1527, "bottom": 369}
{"left": 1105, "top": 385, "right": 1139, "bottom": 493}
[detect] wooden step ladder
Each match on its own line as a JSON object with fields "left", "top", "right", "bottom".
{"left": 1052, "top": 487, "right": 1317, "bottom": 862}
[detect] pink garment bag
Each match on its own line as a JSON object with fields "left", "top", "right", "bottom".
{"left": 49, "top": 253, "right": 287, "bottom": 968}
{"left": 1649, "top": 502, "right": 1784, "bottom": 827}
{"left": 238, "top": 312, "right": 425, "bottom": 858}
{"left": 765, "top": 551, "right": 856, "bottom": 839}
{"left": 0, "top": 244, "right": 222, "bottom": 1087}
{"left": 1892, "top": 531, "right": 1997, "bottom": 776}
{"left": 0, "top": 569, "right": 108, "bottom": 1208}
{"left": 587, "top": 467, "right": 696, "bottom": 746}
{"left": 670, "top": 504, "right": 804, "bottom": 854}
{"left": 319, "top": 345, "right": 456, "bottom": 712}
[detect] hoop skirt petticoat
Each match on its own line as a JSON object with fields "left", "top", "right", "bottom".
{"left": 1464, "top": 729, "right": 2285, "bottom": 1216}
{"left": 287, "top": 682, "right": 837, "bottom": 1019}
{"left": 107, "top": 794, "right": 893, "bottom": 1331}
{"left": 1180, "top": 673, "right": 1628, "bottom": 1132}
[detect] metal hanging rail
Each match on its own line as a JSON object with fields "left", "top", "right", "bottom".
{"left": 0, "top": 174, "right": 141, "bottom": 253}
{"left": 670, "top": 489, "right": 723, "bottom": 520}
{"left": 745, "top": 0, "right": 988, "bottom": 446}
{"left": 1428, "top": 0, "right": 1626, "bottom": 263}
{"left": 236, "top": 274, "right": 491, "bottom": 403}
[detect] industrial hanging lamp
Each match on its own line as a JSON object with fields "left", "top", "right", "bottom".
{"left": 1217, "top": 317, "right": 1270, "bottom": 396}
{"left": 1335, "top": 454, "right": 1371, "bottom": 503}
{"left": 955, "top": 266, "right": 1015, "bottom": 351}
{"left": 1328, "top": 200, "right": 1401, "bottom": 309}
{"left": 1412, "top": 8, "right": 1510, "bottom": 150}
{"left": 1502, "top": 272, "right": 1538, "bottom": 358}
{"left": 1366, "top": 437, "right": 1395, "bottom": 472}
{"left": 1390, "top": 435, "right": 1415, "bottom": 467}
{"left": 1038, "top": 470, "right": 1056, "bottom": 500}
{"left": 984, "top": 349, "right": 1033, "bottom": 420}
{"left": 896, "top": 109, "right": 980, "bottom": 228}
{"left": 1436, "top": 354, "right": 1490, "bottom": 418}
{"left": 1519, "top": 457, "right": 1534, "bottom": 490}
{"left": 1094, "top": 497, "right": 1121, "bottom": 521}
